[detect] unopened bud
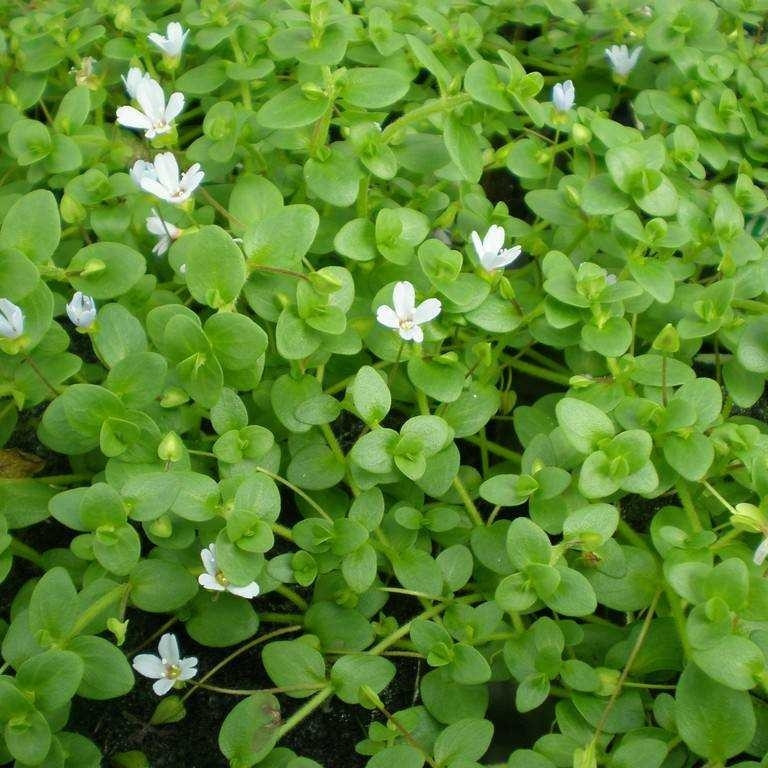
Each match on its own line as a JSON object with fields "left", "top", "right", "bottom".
{"left": 157, "top": 431, "right": 184, "bottom": 462}
{"left": 652, "top": 323, "right": 680, "bottom": 354}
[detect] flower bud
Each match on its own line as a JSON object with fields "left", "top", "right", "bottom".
{"left": 652, "top": 323, "right": 680, "bottom": 354}
{"left": 157, "top": 431, "right": 184, "bottom": 462}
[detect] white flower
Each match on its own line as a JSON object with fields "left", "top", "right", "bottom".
{"left": 132, "top": 633, "right": 197, "bottom": 696}
{"left": 148, "top": 22, "right": 188, "bottom": 59}
{"left": 605, "top": 45, "right": 643, "bottom": 77}
{"left": 471, "top": 225, "right": 522, "bottom": 271}
{"left": 66, "top": 292, "right": 97, "bottom": 328}
{"left": 0, "top": 299, "right": 24, "bottom": 339}
{"left": 129, "top": 159, "right": 157, "bottom": 188}
{"left": 376, "top": 281, "right": 441, "bottom": 343}
{"left": 121, "top": 67, "right": 151, "bottom": 99}
{"left": 552, "top": 80, "right": 575, "bottom": 112}
{"left": 198, "top": 543, "right": 260, "bottom": 599}
{"left": 146, "top": 209, "right": 183, "bottom": 255}
{"left": 116, "top": 78, "right": 184, "bottom": 140}
{"left": 754, "top": 537, "right": 768, "bottom": 566}
{"left": 135, "top": 152, "right": 204, "bottom": 205}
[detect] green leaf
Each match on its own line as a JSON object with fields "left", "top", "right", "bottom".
{"left": 516, "top": 673, "right": 550, "bottom": 712}
{"left": 70, "top": 635, "right": 134, "bottom": 699}
{"left": 4, "top": 708, "right": 51, "bottom": 765}
{"left": 304, "top": 602, "right": 375, "bottom": 652}
{"left": 16, "top": 649, "right": 83, "bottom": 711}
{"left": 129, "top": 560, "right": 198, "bottom": 613}
{"left": 8, "top": 118, "right": 51, "bottom": 165}
{"left": 349, "top": 366, "right": 391, "bottom": 425}
{"left": 186, "top": 592, "right": 260, "bottom": 647}
{"left": 675, "top": 663, "right": 756, "bottom": 761}
{"left": 331, "top": 655, "right": 395, "bottom": 704}
{"left": 257, "top": 85, "right": 330, "bottom": 130}
{"left": 737, "top": 317, "right": 768, "bottom": 373}
{"left": 262, "top": 640, "right": 327, "bottom": 699}
{"left": 28, "top": 567, "right": 78, "bottom": 643}
{"left": 218, "top": 693, "right": 281, "bottom": 768}
{"left": 692, "top": 636, "right": 764, "bottom": 690}
{"left": 391, "top": 548, "right": 443, "bottom": 596}
{"left": 174, "top": 226, "right": 246, "bottom": 308}
{"left": 0, "top": 190, "right": 60, "bottom": 264}
{"left": 68, "top": 242, "right": 145, "bottom": 299}
{"left": 506, "top": 518, "right": 551, "bottom": 569}
{"left": 433, "top": 718, "right": 494, "bottom": 764}
{"left": 555, "top": 398, "right": 616, "bottom": 454}
{"left": 342, "top": 68, "right": 410, "bottom": 108}
{"left": 444, "top": 115, "right": 484, "bottom": 182}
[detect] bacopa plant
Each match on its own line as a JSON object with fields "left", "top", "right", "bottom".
{"left": 0, "top": 1, "right": 767, "bottom": 767}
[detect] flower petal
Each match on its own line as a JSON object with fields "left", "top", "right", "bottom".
{"left": 198, "top": 573, "right": 226, "bottom": 592}
{"left": 158, "top": 633, "right": 180, "bottom": 665}
{"left": 228, "top": 582, "right": 260, "bottom": 599}
{"left": 470, "top": 231, "right": 484, "bottom": 260}
{"left": 115, "top": 106, "right": 152, "bottom": 131}
{"left": 392, "top": 281, "right": 415, "bottom": 318}
{"left": 490, "top": 245, "right": 522, "bottom": 270}
{"left": 165, "top": 92, "right": 185, "bottom": 123}
{"left": 412, "top": 298, "right": 441, "bottom": 325}
{"left": 200, "top": 545, "right": 217, "bottom": 575}
{"left": 177, "top": 658, "right": 198, "bottom": 680}
{"left": 154, "top": 152, "right": 180, "bottom": 192}
{"left": 376, "top": 305, "right": 400, "bottom": 329}
{"left": 136, "top": 78, "right": 166, "bottom": 122}
{"left": 152, "top": 677, "right": 175, "bottom": 696}
{"left": 132, "top": 654, "right": 165, "bottom": 679}
{"left": 179, "top": 164, "right": 204, "bottom": 194}
{"left": 140, "top": 178, "right": 173, "bottom": 203}
{"left": 754, "top": 537, "right": 768, "bottom": 566}
{"left": 485, "top": 225, "right": 505, "bottom": 254}
{"left": 402, "top": 324, "right": 423, "bottom": 343}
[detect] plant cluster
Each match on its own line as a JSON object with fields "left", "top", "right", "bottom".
{"left": 0, "top": 1, "right": 768, "bottom": 767}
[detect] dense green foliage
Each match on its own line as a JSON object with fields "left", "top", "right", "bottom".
{"left": 1, "top": 0, "right": 768, "bottom": 766}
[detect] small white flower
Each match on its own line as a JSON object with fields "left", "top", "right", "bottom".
{"left": 178, "top": 263, "right": 187, "bottom": 275}
{"left": 605, "top": 45, "right": 643, "bottom": 77}
{"left": 121, "top": 67, "right": 151, "bottom": 99}
{"left": 146, "top": 209, "right": 183, "bottom": 255}
{"left": 116, "top": 78, "right": 184, "bottom": 140}
{"left": 132, "top": 633, "right": 197, "bottom": 696}
{"left": 754, "top": 537, "right": 768, "bottom": 566}
{"left": 471, "top": 225, "right": 522, "bottom": 272}
{"left": 135, "top": 152, "right": 204, "bottom": 205}
{"left": 0, "top": 299, "right": 24, "bottom": 339}
{"left": 552, "top": 80, "right": 575, "bottom": 112}
{"left": 66, "top": 292, "right": 97, "bottom": 328}
{"left": 376, "top": 281, "right": 441, "bottom": 343}
{"left": 198, "top": 543, "right": 260, "bottom": 599}
{"left": 148, "top": 22, "right": 188, "bottom": 59}
{"left": 72, "top": 57, "right": 97, "bottom": 87}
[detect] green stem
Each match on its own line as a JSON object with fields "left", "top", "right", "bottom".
{"left": 589, "top": 590, "right": 661, "bottom": 748}
{"left": 229, "top": 37, "right": 252, "bottom": 111}
{"left": 275, "top": 584, "right": 309, "bottom": 611}
{"left": 416, "top": 388, "right": 430, "bottom": 416}
{"left": 277, "top": 685, "right": 334, "bottom": 738}
{"left": 320, "top": 424, "right": 359, "bottom": 497}
{"left": 380, "top": 94, "right": 472, "bottom": 143}
{"left": 248, "top": 264, "right": 310, "bottom": 282}
{"left": 452, "top": 475, "right": 484, "bottom": 526}
{"left": 504, "top": 356, "right": 571, "bottom": 386}
{"left": 676, "top": 481, "right": 703, "bottom": 532}
{"left": 181, "top": 624, "right": 303, "bottom": 705}
{"left": 65, "top": 584, "right": 130, "bottom": 641}
{"left": 256, "top": 466, "right": 333, "bottom": 522}
{"left": 270, "top": 521, "right": 294, "bottom": 542}
{"left": 462, "top": 435, "right": 522, "bottom": 464}
{"left": 260, "top": 612, "right": 303, "bottom": 624}
{"left": 732, "top": 298, "right": 768, "bottom": 314}
{"left": 199, "top": 188, "right": 243, "bottom": 229}
{"left": 700, "top": 479, "right": 737, "bottom": 515}
{"left": 9, "top": 538, "right": 45, "bottom": 567}
{"left": 616, "top": 519, "right": 650, "bottom": 551}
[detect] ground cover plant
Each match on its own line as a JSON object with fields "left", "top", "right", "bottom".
{"left": 1, "top": 0, "right": 768, "bottom": 766}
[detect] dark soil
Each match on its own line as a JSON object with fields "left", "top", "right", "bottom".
{"left": 67, "top": 602, "right": 423, "bottom": 768}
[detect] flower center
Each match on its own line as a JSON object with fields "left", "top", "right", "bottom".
{"left": 215, "top": 570, "right": 229, "bottom": 587}
{"left": 399, "top": 316, "right": 414, "bottom": 330}
{"left": 165, "top": 663, "right": 181, "bottom": 679}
